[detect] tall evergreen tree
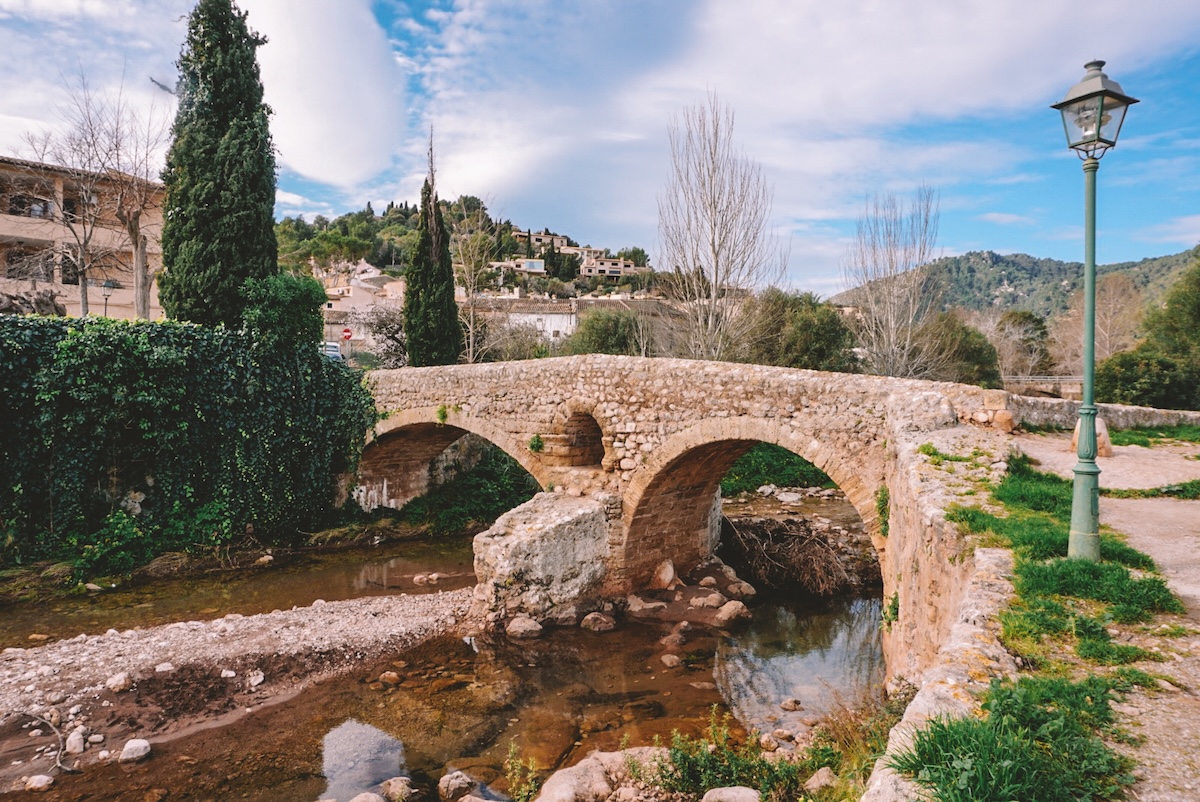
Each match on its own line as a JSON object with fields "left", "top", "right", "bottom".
{"left": 158, "top": 0, "right": 278, "bottom": 328}
{"left": 404, "top": 150, "right": 463, "bottom": 366}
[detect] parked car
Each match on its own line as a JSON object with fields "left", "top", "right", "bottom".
{"left": 321, "top": 341, "right": 345, "bottom": 361}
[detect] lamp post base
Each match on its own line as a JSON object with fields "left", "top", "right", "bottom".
{"left": 1068, "top": 460, "right": 1101, "bottom": 560}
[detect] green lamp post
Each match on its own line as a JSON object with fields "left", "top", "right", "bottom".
{"left": 1051, "top": 60, "right": 1138, "bottom": 560}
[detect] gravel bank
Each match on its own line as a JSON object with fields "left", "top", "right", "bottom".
{"left": 1, "top": 588, "right": 473, "bottom": 727}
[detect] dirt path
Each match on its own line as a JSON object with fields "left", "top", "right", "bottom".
{"left": 1015, "top": 432, "right": 1200, "bottom": 801}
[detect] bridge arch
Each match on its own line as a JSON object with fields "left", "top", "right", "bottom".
{"left": 615, "top": 416, "right": 885, "bottom": 589}
{"left": 356, "top": 407, "right": 551, "bottom": 511}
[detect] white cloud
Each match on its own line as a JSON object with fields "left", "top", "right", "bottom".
{"left": 240, "top": 0, "right": 407, "bottom": 187}
{"left": 1138, "top": 215, "right": 1200, "bottom": 246}
{"left": 978, "top": 212, "right": 1036, "bottom": 226}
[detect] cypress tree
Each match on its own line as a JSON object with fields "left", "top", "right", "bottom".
{"left": 404, "top": 166, "right": 463, "bottom": 366}
{"left": 159, "top": 0, "right": 278, "bottom": 328}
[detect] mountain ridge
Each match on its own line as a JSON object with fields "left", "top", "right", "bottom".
{"left": 830, "top": 246, "right": 1199, "bottom": 317}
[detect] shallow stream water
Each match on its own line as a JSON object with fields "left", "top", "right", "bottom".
{"left": 1, "top": 534, "right": 882, "bottom": 802}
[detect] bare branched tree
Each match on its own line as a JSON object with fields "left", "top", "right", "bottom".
{"left": 657, "top": 92, "right": 784, "bottom": 361}
{"left": 450, "top": 199, "right": 498, "bottom": 363}
{"left": 350, "top": 303, "right": 407, "bottom": 368}
{"left": 967, "top": 308, "right": 1053, "bottom": 378}
{"left": 841, "top": 187, "right": 947, "bottom": 378}
{"left": 19, "top": 75, "right": 167, "bottom": 317}
{"left": 106, "top": 89, "right": 169, "bottom": 318}
{"left": 1049, "top": 273, "right": 1143, "bottom": 373}
{"left": 22, "top": 79, "right": 120, "bottom": 316}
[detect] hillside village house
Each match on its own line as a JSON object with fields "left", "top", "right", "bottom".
{"left": 0, "top": 155, "right": 164, "bottom": 319}
{"left": 509, "top": 231, "right": 651, "bottom": 281}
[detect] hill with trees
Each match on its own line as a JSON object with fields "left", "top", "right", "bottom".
{"left": 832, "top": 246, "right": 1197, "bottom": 317}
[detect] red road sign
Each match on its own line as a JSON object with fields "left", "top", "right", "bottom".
{"left": 341, "top": 328, "right": 352, "bottom": 340}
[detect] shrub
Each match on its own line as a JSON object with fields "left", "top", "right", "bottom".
{"left": 656, "top": 709, "right": 805, "bottom": 799}
{"left": 0, "top": 316, "right": 377, "bottom": 573}
{"left": 1096, "top": 347, "right": 1199, "bottom": 411}
{"left": 397, "top": 445, "right": 539, "bottom": 535}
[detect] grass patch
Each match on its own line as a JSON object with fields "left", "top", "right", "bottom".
{"left": 1104, "top": 480, "right": 1200, "bottom": 500}
{"left": 721, "top": 442, "right": 832, "bottom": 495}
{"left": 917, "top": 442, "right": 987, "bottom": 467}
{"left": 890, "top": 675, "right": 1134, "bottom": 802}
{"left": 1016, "top": 559, "right": 1182, "bottom": 620}
{"left": 1109, "top": 424, "right": 1200, "bottom": 448}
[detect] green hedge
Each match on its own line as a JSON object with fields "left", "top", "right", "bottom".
{"left": 1, "top": 315, "right": 376, "bottom": 573}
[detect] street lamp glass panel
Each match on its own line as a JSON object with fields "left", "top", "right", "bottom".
{"left": 1053, "top": 61, "right": 1137, "bottom": 159}
{"left": 1060, "top": 96, "right": 1129, "bottom": 158}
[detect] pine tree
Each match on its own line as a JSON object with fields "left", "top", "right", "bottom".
{"left": 403, "top": 150, "right": 463, "bottom": 366}
{"left": 158, "top": 0, "right": 279, "bottom": 328}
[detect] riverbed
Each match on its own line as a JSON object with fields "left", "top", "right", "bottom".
{"left": 1, "top": 529, "right": 882, "bottom": 800}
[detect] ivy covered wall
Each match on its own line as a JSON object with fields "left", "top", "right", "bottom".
{"left": 0, "top": 316, "right": 377, "bottom": 574}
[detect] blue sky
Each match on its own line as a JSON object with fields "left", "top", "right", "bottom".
{"left": 1, "top": 0, "right": 1198, "bottom": 296}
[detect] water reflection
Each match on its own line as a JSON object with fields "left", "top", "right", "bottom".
{"left": 0, "top": 538, "right": 475, "bottom": 648}
{"left": 715, "top": 596, "right": 884, "bottom": 737}
{"left": 319, "top": 720, "right": 406, "bottom": 801}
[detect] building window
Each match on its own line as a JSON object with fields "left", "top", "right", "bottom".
{"left": 8, "top": 195, "right": 53, "bottom": 219}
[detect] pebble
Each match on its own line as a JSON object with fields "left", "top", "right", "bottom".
{"left": 660, "top": 654, "right": 682, "bottom": 668}
{"left": 25, "top": 774, "right": 54, "bottom": 792}
{"left": 580, "top": 612, "right": 616, "bottom": 632}
{"left": 65, "top": 729, "right": 87, "bottom": 754}
{"left": 119, "top": 738, "right": 151, "bottom": 763}
{"left": 88, "top": 734, "right": 105, "bottom": 744}
{"left": 155, "top": 662, "right": 175, "bottom": 673}
{"left": 105, "top": 672, "right": 132, "bottom": 692}
{"left": 248, "top": 670, "right": 266, "bottom": 688}
{"left": 221, "top": 669, "right": 236, "bottom": 679}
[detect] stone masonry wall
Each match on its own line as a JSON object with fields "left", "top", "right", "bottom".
{"left": 1010, "top": 396, "right": 1200, "bottom": 430}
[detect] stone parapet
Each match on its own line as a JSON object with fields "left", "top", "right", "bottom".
{"left": 1009, "top": 395, "right": 1200, "bottom": 431}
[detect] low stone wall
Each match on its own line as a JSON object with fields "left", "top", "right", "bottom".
{"left": 471, "top": 492, "right": 616, "bottom": 629}
{"left": 1010, "top": 395, "right": 1200, "bottom": 430}
{"left": 861, "top": 548, "right": 1017, "bottom": 801}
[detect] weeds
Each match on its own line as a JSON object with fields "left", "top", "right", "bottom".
{"left": 890, "top": 675, "right": 1134, "bottom": 802}
{"left": 504, "top": 741, "right": 542, "bottom": 802}
{"left": 655, "top": 708, "right": 804, "bottom": 799}
{"left": 881, "top": 592, "right": 899, "bottom": 631}
{"left": 875, "top": 486, "right": 890, "bottom": 537}
{"left": 653, "top": 686, "right": 916, "bottom": 802}
{"left": 527, "top": 434, "right": 544, "bottom": 453}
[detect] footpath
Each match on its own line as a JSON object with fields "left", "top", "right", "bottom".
{"left": 1016, "top": 433, "right": 1200, "bottom": 801}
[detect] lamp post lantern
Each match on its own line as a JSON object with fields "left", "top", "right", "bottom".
{"left": 1051, "top": 60, "right": 1138, "bottom": 560}
{"left": 101, "top": 279, "right": 116, "bottom": 317}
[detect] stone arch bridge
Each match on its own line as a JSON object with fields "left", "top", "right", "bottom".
{"left": 362, "top": 355, "right": 1020, "bottom": 677}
